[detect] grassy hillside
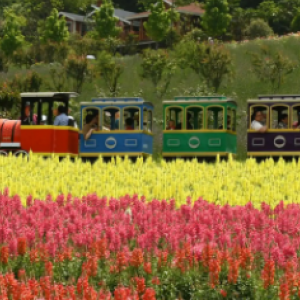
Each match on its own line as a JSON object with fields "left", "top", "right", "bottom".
{"left": 2, "top": 35, "right": 300, "bottom": 158}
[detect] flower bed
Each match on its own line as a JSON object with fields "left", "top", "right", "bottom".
{"left": 1, "top": 155, "right": 300, "bottom": 208}
{"left": 0, "top": 192, "right": 300, "bottom": 299}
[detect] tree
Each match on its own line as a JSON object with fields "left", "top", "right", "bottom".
{"left": 65, "top": 54, "right": 88, "bottom": 93}
{"left": 244, "top": 19, "right": 273, "bottom": 39}
{"left": 97, "top": 51, "right": 124, "bottom": 97}
{"left": 40, "top": 8, "right": 69, "bottom": 44}
{"left": 144, "top": 0, "right": 179, "bottom": 44}
{"left": 201, "top": 0, "right": 232, "bottom": 38}
{"left": 140, "top": 49, "right": 177, "bottom": 99}
{"left": 249, "top": 45, "right": 297, "bottom": 93}
{"left": 230, "top": 8, "right": 249, "bottom": 40}
{"left": 1, "top": 9, "right": 25, "bottom": 59}
{"left": 256, "top": 0, "right": 278, "bottom": 23}
{"left": 91, "top": 0, "right": 121, "bottom": 39}
{"left": 23, "top": 0, "right": 64, "bottom": 42}
{"left": 291, "top": 9, "right": 300, "bottom": 32}
{"left": 175, "top": 40, "right": 233, "bottom": 92}
{"left": 200, "top": 44, "right": 234, "bottom": 92}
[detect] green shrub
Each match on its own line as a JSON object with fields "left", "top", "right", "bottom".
{"left": 244, "top": 19, "right": 274, "bottom": 40}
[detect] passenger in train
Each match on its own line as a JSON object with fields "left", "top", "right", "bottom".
{"left": 54, "top": 105, "right": 69, "bottom": 126}
{"left": 115, "top": 112, "right": 120, "bottom": 129}
{"left": 277, "top": 114, "right": 288, "bottom": 129}
{"left": 83, "top": 114, "right": 99, "bottom": 140}
{"left": 251, "top": 110, "right": 267, "bottom": 132}
{"left": 167, "top": 119, "right": 176, "bottom": 130}
{"left": 20, "top": 102, "right": 37, "bottom": 125}
{"left": 125, "top": 117, "right": 134, "bottom": 130}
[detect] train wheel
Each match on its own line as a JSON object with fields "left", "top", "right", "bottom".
{"left": 0, "top": 150, "right": 7, "bottom": 156}
{"left": 14, "top": 150, "right": 29, "bottom": 159}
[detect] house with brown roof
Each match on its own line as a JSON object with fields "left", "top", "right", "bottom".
{"left": 59, "top": 0, "right": 204, "bottom": 44}
{"left": 127, "top": 0, "right": 204, "bottom": 42}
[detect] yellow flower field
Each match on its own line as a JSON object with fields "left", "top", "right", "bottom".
{"left": 1, "top": 153, "right": 299, "bottom": 208}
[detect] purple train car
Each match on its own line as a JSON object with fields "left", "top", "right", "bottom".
{"left": 247, "top": 95, "right": 300, "bottom": 157}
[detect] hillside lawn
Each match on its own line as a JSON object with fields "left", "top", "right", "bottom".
{"left": 2, "top": 36, "right": 300, "bottom": 159}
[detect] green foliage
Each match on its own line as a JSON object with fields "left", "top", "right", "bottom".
{"left": 69, "top": 34, "right": 99, "bottom": 56}
{"left": 91, "top": 0, "right": 121, "bottom": 39}
{"left": 201, "top": 44, "right": 234, "bottom": 92}
{"left": 122, "top": 32, "right": 139, "bottom": 55}
{"left": 1, "top": 9, "right": 25, "bottom": 58}
{"left": 244, "top": 19, "right": 274, "bottom": 39}
{"left": 201, "top": 0, "right": 232, "bottom": 38}
{"left": 40, "top": 42, "right": 69, "bottom": 63}
{"left": 182, "top": 28, "right": 208, "bottom": 42}
{"left": 0, "top": 52, "right": 9, "bottom": 73}
{"left": 40, "top": 8, "right": 69, "bottom": 44}
{"left": 256, "top": 0, "right": 278, "bottom": 23}
{"left": 291, "top": 9, "right": 300, "bottom": 32}
{"left": 249, "top": 45, "right": 297, "bottom": 92}
{"left": 65, "top": 54, "right": 88, "bottom": 93}
{"left": 175, "top": 40, "right": 233, "bottom": 92}
{"left": 175, "top": 39, "right": 206, "bottom": 73}
{"left": 140, "top": 49, "right": 177, "bottom": 99}
{"left": 0, "top": 82, "right": 20, "bottom": 118}
{"left": 231, "top": 7, "right": 254, "bottom": 41}
{"left": 0, "top": 70, "right": 43, "bottom": 118}
{"left": 46, "top": 63, "right": 69, "bottom": 92}
{"left": 144, "top": 0, "right": 179, "bottom": 43}
{"left": 12, "top": 47, "right": 36, "bottom": 69}
{"left": 96, "top": 51, "right": 124, "bottom": 96}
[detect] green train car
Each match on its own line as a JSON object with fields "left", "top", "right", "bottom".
{"left": 162, "top": 96, "right": 237, "bottom": 158}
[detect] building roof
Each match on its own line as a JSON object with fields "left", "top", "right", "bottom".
{"left": 89, "top": 5, "right": 135, "bottom": 24}
{"left": 58, "top": 12, "right": 87, "bottom": 22}
{"left": 176, "top": 3, "right": 204, "bottom": 16}
{"left": 127, "top": 2, "right": 204, "bottom": 20}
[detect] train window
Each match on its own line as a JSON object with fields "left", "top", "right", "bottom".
{"left": 103, "top": 107, "right": 119, "bottom": 131}
{"left": 143, "top": 108, "right": 148, "bottom": 131}
{"left": 186, "top": 107, "right": 204, "bottom": 130}
{"left": 270, "top": 105, "right": 289, "bottom": 129}
{"left": 206, "top": 106, "right": 224, "bottom": 129}
{"left": 148, "top": 110, "right": 153, "bottom": 132}
{"left": 232, "top": 109, "right": 236, "bottom": 131}
{"left": 249, "top": 106, "right": 268, "bottom": 129}
{"left": 226, "top": 108, "right": 236, "bottom": 131}
{"left": 40, "top": 102, "right": 49, "bottom": 125}
{"left": 123, "top": 107, "right": 140, "bottom": 130}
{"left": 82, "top": 107, "right": 100, "bottom": 129}
{"left": 292, "top": 105, "right": 300, "bottom": 128}
{"left": 165, "top": 107, "right": 183, "bottom": 130}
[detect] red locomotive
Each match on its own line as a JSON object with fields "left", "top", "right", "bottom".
{"left": 0, "top": 92, "right": 79, "bottom": 157}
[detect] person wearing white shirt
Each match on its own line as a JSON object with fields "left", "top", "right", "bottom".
{"left": 251, "top": 111, "right": 267, "bottom": 132}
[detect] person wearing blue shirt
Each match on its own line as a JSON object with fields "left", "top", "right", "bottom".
{"left": 54, "top": 105, "right": 69, "bottom": 126}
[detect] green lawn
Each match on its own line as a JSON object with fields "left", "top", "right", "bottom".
{"left": 2, "top": 36, "right": 300, "bottom": 158}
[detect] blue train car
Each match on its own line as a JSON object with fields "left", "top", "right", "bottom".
{"left": 79, "top": 98, "right": 154, "bottom": 157}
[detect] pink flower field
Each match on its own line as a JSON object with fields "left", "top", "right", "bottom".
{"left": 1, "top": 190, "right": 300, "bottom": 299}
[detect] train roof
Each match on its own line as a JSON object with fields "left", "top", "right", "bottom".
{"left": 248, "top": 95, "right": 300, "bottom": 103}
{"left": 91, "top": 97, "right": 146, "bottom": 103}
{"left": 21, "top": 92, "right": 78, "bottom": 98}
{"left": 163, "top": 96, "right": 237, "bottom": 104}
{"left": 80, "top": 100, "right": 154, "bottom": 107}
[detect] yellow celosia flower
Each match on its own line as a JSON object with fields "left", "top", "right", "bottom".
{"left": 1, "top": 154, "right": 299, "bottom": 209}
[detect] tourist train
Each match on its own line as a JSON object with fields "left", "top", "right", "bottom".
{"left": 0, "top": 92, "right": 299, "bottom": 159}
